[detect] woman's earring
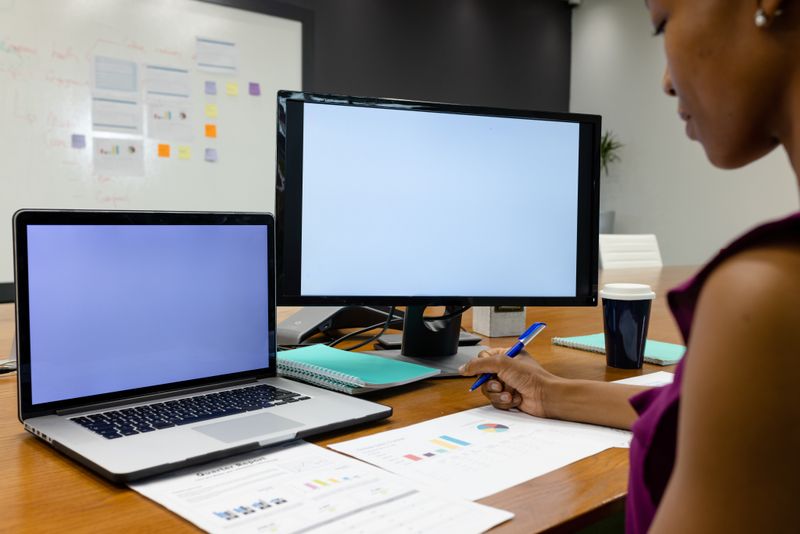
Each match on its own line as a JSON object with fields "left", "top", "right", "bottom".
{"left": 755, "top": 8, "right": 768, "bottom": 27}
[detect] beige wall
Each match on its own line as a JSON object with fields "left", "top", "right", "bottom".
{"left": 570, "top": 0, "right": 798, "bottom": 265}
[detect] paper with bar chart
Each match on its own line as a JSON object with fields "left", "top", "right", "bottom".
{"left": 130, "top": 440, "right": 512, "bottom": 533}
{"left": 330, "top": 406, "right": 631, "bottom": 500}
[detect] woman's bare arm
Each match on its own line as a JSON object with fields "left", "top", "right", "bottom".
{"left": 650, "top": 245, "right": 800, "bottom": 532}
{"left": 461, "top": 349, "right": 651, "bottom": 430}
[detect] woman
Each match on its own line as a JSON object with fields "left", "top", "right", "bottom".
{"left": 460, "top": 1, "right": 800, "bottom": 532}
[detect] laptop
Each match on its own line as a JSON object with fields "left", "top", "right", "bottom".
{"left": 13, "top": 210, "right": 391, "bottom": 483}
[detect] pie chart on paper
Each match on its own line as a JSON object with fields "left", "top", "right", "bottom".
{"left": 477, "top": 423, "right": 509, "bottom": 433}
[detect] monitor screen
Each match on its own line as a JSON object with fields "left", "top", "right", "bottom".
{"left": 276, "top": 92, "right": 600, "bottom": 307}
{"left": 21, "top": 220, "right": 271, "bottom": 406}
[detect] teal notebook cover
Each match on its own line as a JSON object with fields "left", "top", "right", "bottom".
{"left": 277, "top": 345, "right": 440, "bottom": 393}
{"left": 551, "top": 333, "right": 685, "bottom": 365}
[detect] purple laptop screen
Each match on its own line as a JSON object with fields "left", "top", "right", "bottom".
{"left": 26, "top": 225, "right": 270, "bottom": 405}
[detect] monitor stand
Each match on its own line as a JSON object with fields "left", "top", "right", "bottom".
{"left": 277, "top": 306, "right": 481, "bottom": 349}
{"left": 367, "top": 305, "right": 487, "bottom": 377}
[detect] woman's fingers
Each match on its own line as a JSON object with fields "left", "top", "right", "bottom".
{"left": 460, "top": 351, "right": 514, "bottom": 377}
{"left": 484, "top": 379, "right": 503, "bottom": 393}
{"left": 486, "top": 391, "right": 522, "bottom": 410}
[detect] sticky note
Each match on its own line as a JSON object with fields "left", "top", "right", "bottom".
{"left": 205, "top": 104, "right": 218, "bottom": 118}
{"left": 225, "top": 82, "right": 239, "bottom": 96}
{"left": 204, "top": 81, "right": 217, "bottom": 95}
{"left": 178, "top": 145, "right": 191, "bottom": 160}
{"left": 204, "top": 148, "right": 218, "bottom": 162}
{"left": 205, "top": 124, "right": 217, "bottom": 138}
{"left": 158, "top": 144, "right": 170, "bottom": 158}
{"left": 71, "top": 134, "right": 86, "bottom": 149}
{"left": 248, "top": 82, "right": 261, "bottom": 96}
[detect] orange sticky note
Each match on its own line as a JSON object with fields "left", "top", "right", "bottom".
{"left": 158, "top": 144, "right": 170, "bottom": 158}
{"left": 205, "top": 124, "right": 217, "bottom": 138}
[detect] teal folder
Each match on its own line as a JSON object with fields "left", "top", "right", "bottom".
{"left": 551, "top": 333, "right": 685, "bottom": 366}
{"left": 277, "top": 345, "right": 440, "bottom": 394}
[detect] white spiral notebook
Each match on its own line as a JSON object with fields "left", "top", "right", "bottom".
{"left": 277, "top": 345, "right": 440, "bottom": 394}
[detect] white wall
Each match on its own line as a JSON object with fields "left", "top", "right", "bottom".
{"left": 570, "top": 0, "right": 799, "bottom": 265}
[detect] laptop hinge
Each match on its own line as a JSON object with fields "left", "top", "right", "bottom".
{"left": 55, "top": 377, "right": 259, "bottom": 416}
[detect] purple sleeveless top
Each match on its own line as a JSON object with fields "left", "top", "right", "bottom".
{"left": 625, "top": 211, "right": 800, "bottom": 534}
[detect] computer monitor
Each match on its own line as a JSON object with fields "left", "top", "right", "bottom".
{"left": 275, "top": 91, "right": 600, "bottom": 374}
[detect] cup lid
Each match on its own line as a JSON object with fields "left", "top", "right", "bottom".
{"left": 600, "top": 283, "right": 655, "bottom": 301}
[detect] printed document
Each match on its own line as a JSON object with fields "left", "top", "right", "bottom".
{"left": 330, "top": 405, "right": 631, "bottom": 500}
{"left": 130, "top": 440, "right": 512, "bottom": 533}
{"left": 614, "top": 371, "right": 675, "bottom": 388}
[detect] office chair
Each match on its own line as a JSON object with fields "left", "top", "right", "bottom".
{"left": 599, "top": 234, "right": 663, "bottom": 269}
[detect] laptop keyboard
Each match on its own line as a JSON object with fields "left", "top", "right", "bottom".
{"left": 70, "top": 384, "right": 310, "bottom": 440}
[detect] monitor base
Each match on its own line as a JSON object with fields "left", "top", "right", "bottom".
{"left": 375, "top": 331, "right": 482, "bottom": 349}
{"left": 365, "top": 345, "right": 487, "bottom": 377}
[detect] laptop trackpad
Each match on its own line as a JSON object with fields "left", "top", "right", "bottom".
{"left": 194, "top": 413, "right": 303, "bottom": 443}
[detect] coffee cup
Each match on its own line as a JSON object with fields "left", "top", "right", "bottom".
{"left": 599, "top": 283, "right": 656, "bottom": 369}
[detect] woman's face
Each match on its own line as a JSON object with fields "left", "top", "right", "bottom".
{"left": 647, "top": 0, "right": 787, "bottom": 168}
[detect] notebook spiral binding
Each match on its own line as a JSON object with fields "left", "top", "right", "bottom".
{"left": 278, "top": 361, "right": 365, "bottom": 389}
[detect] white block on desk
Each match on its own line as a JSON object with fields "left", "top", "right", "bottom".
{"left": 472, "top": 306, "right": 526, "bottom": 338}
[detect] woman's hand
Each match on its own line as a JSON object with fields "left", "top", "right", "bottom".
{"left": 460, "top": 348, "right": 559, "bottom": 418}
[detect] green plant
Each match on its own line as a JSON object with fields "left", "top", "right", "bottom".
{"left": 600, "top": 131, "right": 623, "bottom": 176}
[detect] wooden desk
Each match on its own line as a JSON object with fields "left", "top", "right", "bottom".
{"left": 0, "top": 266, "right": 696, "bottom": 533}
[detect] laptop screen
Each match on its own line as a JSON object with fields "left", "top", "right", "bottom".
{"left": 25, "top": 223, "right": 271, "bottom": 405}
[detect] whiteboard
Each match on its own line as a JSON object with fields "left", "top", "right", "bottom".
{"left": 0, "top": 0, "right": 303, "bottom": 283}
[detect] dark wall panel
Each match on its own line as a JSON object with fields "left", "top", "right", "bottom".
{"left": 283, "top": 0, "right": 572, "bottom": 111}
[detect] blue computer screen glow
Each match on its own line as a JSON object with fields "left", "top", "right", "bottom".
{"left": 26, "top": 225, "right": 270, "bottom": 405}
{"left": 300, "top": 103, "right": 580, "bottom": 297}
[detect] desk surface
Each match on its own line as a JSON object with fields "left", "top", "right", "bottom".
{"left": 0, "top": 266, "right": 695, "bottom": 533}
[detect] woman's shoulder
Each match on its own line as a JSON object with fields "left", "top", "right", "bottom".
{"left": 671, "top": 212, "right": 799, "bottom": 302}
{"left": 691, "top": 240, "right": 800, "bottom": 379}
{"left": 705, "top": 240, "right": 800, "bottom": 305}
{"left": 668, "top": 219, "right": 800, "bottom": 341}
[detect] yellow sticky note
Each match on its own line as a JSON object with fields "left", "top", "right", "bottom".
{"left": 157, "top": 144, "right": 170, "bottom": 158}
{"left": 177, "top": 145, "right": 191, "bottom": 160}
{"left": 225, "top": 82, "right": 239, "bottom": 96}
{"left": 205, "top": 104, "right": 218, "bottom": 118}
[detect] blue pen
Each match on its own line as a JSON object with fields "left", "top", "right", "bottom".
{"left": 468, "top": 322, "right": 547, "bottom": 392}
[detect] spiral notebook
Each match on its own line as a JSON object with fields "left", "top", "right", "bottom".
{"left": 277, "top": 345, "right": 441, "bottom": 394}
{"left": 551, "top": 333, "right": 686, "bottom": 366}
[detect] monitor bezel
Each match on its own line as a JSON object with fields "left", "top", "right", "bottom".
{"left": 14, "top": 210, "right": 277, "bottom": 419}
{"left": 276, "top": 91, "right": 600, "bottom": 308}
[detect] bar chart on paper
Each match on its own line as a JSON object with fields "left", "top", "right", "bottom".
{"left": 330, "top": 406, "right": 631, "bottom": 500}
{"left": 403, "top": 435, "right": 471, "bottom": 462}
{"left": 303, "top": 474, "right": 360, "bottom": 490}
{"left": 131, "top": 441, "right": 513, "bottom": 534}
